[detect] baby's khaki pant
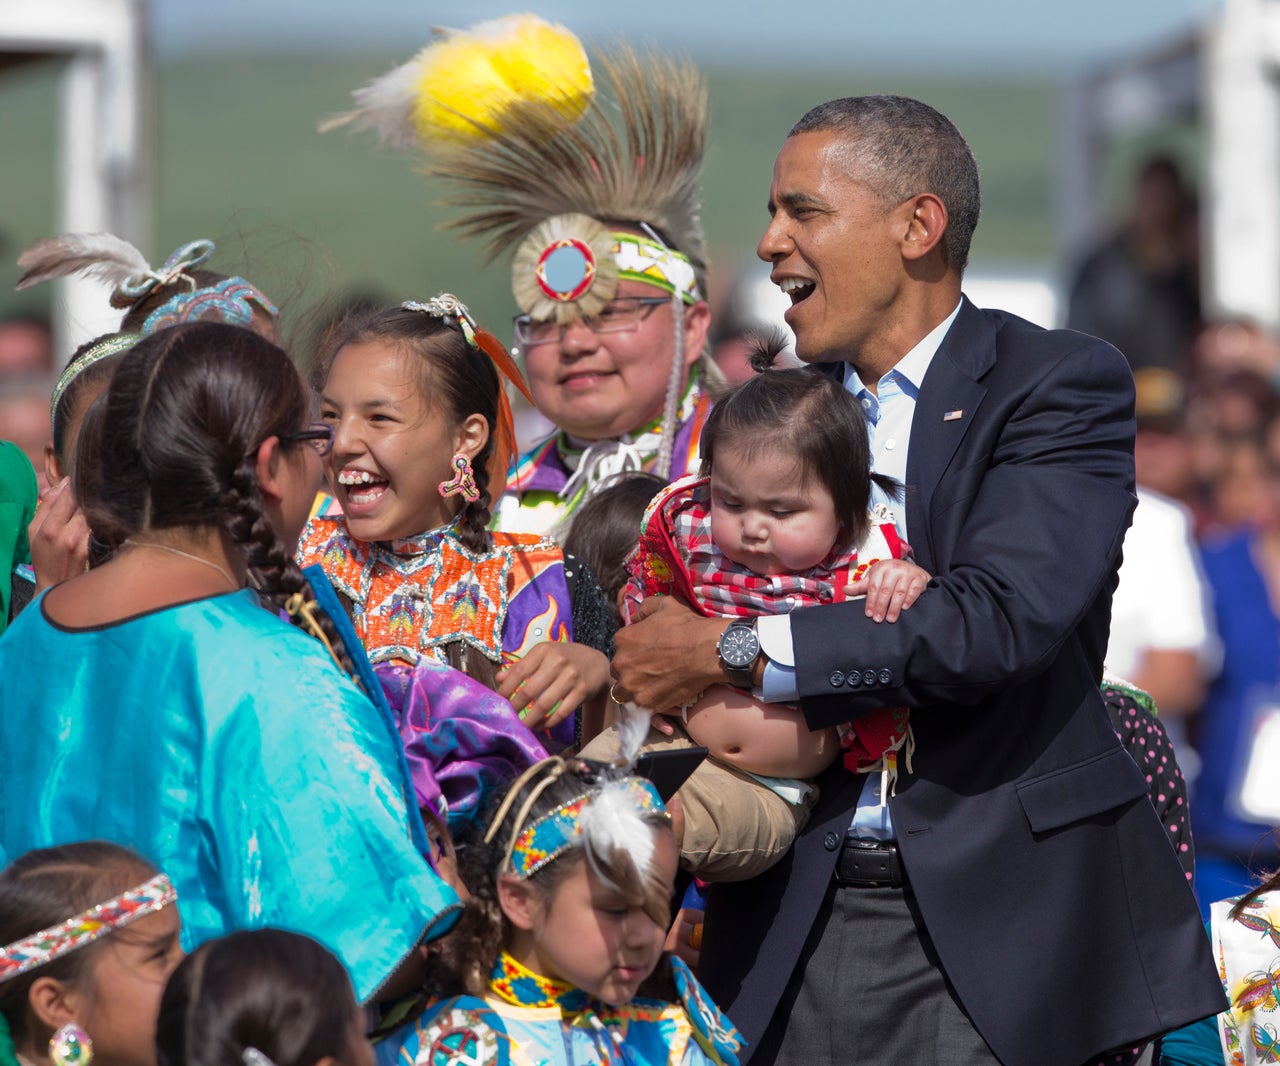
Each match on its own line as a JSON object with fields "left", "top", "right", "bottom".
{"left": 579, "top": 721, "right": 818, "bottom": 882}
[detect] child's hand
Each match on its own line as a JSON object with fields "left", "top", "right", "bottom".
{"left": 496, "top": 642, "right": 611, "bottom": 732}
{"left": 28, "top": 478, "right": 91, "bottom": 592}
{"left": 665, "top": 905, "right": 704, "bottom": 969}
{"left": 845, "top": 558, "right": 932, "bottom": 623}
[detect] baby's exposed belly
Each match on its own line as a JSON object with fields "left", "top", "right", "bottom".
{"left": 683, "top": 685, "right": 840, "bottom": 779}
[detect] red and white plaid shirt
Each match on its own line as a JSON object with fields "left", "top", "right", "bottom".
{"left": 622, "top": 475, "right": 913, "bottom": 781}
{"left": 623, "top": 475, "right": 906, "bottom": 621}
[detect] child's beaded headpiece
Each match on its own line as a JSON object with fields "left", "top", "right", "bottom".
{"left": 401, "top": 293, "right": 535, "bottom": 503}
{"left": 49, "top": 332, "right": 139, "bottom": 437}
{"left": 325, "top": 15, "right": 711, "bottom": 481}
{"left": 484, "top": 755, "right": 667, "bottom": 882}
{"left": 0, "top": 873, "right": 177, "bottom": 983}
{"left": 15, "top": 234, "right": 278, "bottom": 336}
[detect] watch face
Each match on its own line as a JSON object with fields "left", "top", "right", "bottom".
{"left": 720, "top": 625, "right": 760, "bottom": 668}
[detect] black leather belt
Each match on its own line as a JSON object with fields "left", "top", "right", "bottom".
{"left": 833, "top": 838, "right": 906, "bottom": 887}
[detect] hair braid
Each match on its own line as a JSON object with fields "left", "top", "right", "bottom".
{"left": 221, "top": 456, "right": 355, "bottom": 677}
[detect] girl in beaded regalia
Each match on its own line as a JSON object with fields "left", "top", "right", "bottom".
{"left": 296, "top": 298, "right": 614, "bottom": 745}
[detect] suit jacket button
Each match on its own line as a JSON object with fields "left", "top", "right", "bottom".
{"left": 878, "top": 668, "right": 893, "bottom": 685}
{"left": 824, "top": 832, "right": 840, "bottom": 851}
{"left": 829, "top": 670, "right": 846, "bottom": 687}
{"left": 862, "top": 670, "right": 878, "bottom": 688}
{"left": 847, "top": 670, "right": 862, "bottom": 688}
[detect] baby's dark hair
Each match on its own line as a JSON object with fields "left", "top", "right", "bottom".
{"left": 437, "top": 760, "right": 673, "bottom": 998}
{"left": 700, "top": 360, "right": 899, "bottom": 550}
{"left": 563, "top": 473, "right": 666, "bottom": 627}
{"left": 156, "top": 929, "right": 362, "bottom": 1066}
{"left": 76, "top": 321, "right": 352, "bottom": 672}
{"left": 315, "top": 305, "right": 499, "bottom": 556}
{"left": 0, "top": 842, "right": 157, "bottom": 1045}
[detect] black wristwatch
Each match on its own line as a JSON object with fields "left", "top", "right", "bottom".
{"left": 717, "top": 619, "right": 761, "bottom": 689}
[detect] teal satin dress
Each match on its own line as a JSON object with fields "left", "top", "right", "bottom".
{"left": 0, "top": 588, "right": 459, "bottom": 1002}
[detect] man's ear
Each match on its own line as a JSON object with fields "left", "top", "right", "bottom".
{"left": 496, "top": 874, "right": 540, "bottom": 932}
{"left": 900, "top": 193, "right": 949, "bottom": 263}
{"left": 254, "top": 435, "right": 285, "bottom": 505}
{"left": 27, "top": 974, "right": 81, "bottom": 1035}
{"left": 453, "top": 414, "right": 490, "bottom": 463}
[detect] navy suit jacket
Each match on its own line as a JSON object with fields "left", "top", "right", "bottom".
{"left": 698, "top": 300, "right": 1225, "bottom": 1066}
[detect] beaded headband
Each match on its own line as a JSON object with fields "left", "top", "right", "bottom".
{"left": 49, "top": 332, "right": 139, "bottom": 437}
{"left": 486, "top": 759, "right": 667, "bottom": 880}
{"left": 0, "top": 873, "right": 178, "bottom": 984}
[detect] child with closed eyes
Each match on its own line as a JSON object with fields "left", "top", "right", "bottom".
{"left": 373, "top": 749, "right": 743, "bottom": 1066}
{"left": 585, "top": 361, "right": 931, "bottom": 882}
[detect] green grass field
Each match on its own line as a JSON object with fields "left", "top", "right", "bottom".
{"left": 1, "top": 51, "right": 1164, "bottom": 354}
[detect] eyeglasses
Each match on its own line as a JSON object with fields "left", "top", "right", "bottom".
{"left": 282, "top": 422, "right": 333, "bottom": 457}
{"left": 513, "top": 296, "right": 670, "bottom": 349}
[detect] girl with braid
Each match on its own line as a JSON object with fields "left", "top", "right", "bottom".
{"left": 297, "top": 298, "right": 614, "bottom": 749}
{"left": 0, "top": 322, "right": 460, "bottom": 1005}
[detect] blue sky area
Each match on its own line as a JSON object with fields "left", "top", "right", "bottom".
{"left": 153, "top": 0, "right": 1223, "bottom": 73}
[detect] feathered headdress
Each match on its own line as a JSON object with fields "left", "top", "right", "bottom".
{"left": 324, "top": 21, "right": 708, "bottom": 324}
{"left": 327, "top": 19, "right": 712, "bottom": 488}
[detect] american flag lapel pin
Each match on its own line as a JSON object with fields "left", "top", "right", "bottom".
{"left": 943, "top": 409, "right": 964, "bottom": 422}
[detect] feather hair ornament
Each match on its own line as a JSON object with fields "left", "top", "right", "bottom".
{"left": 320, "top": 14, "right": 594, "bottom": 147}
{"left": 16, "top": 233, "right": 152, "bottom": 298}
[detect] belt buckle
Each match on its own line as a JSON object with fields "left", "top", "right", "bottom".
{"left": 834, "top": 838, "right": 902, "bottom": 887}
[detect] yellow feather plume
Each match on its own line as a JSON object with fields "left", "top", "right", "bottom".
{"left": 322, "top": 15, "right": 594, "bottom": 147}
{"left": 415, "top": 16, "right": 594, "bottom": 142}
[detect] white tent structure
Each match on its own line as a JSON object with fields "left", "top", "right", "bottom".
{"left": 1059, "top": 0, "right": 1280, "bottom": 332}
{"left": 0, "top": 0, "right": 150, "bottom": 354}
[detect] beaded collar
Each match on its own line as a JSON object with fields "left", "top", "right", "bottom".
{"left": 489, "top": 951, "right": 589, "bottom": 1014}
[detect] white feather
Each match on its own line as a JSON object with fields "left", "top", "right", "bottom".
{"left": 16, "top": 232, "right": 151, "bottom": 291}
{"left": 320, "top": 54, "right": 426, "bottom": 147}
{"left": 613, "top": 705, "right": 651, "bottom": 768}
{"left": 578, "top": 779, "right": 656, "bottom": 881}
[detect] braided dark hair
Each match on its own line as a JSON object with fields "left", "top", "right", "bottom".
{"left": 82, "top": 321, "right": 353, "bottom": 672}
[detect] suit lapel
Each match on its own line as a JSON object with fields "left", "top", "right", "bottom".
{"left": 905, "top": 299, "right": 994, "bottom": 569}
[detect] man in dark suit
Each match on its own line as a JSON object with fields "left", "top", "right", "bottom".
{"left": 610, "top": 96, "right": 1224, "bottom": 1066}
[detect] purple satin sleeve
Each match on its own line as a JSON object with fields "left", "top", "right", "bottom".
{"left": 377, "top": 661, "right": 548, "bottom": 831}
{"left": 500, "top": 564, "right": 578, "bottom": 753}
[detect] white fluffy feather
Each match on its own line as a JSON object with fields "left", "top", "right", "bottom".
{"left": 16, "top": 232, "right": 151, "bottom": 291}
{"left": 319, "top": 53, "right": 425, "bottom": 146}
{"left": 613, "top": 705, "right": 651, "bottom": 768}
{"left": 577, "top": 778, "right": 656, "bottom": 881}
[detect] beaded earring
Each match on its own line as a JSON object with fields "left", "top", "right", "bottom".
{"left": 49, "top": 1024, "right": 92, "bottom": 1066}
{"left": 439, "top": 453, "right": 479, "bottom": 503}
